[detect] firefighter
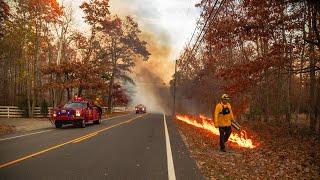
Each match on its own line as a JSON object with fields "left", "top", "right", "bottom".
{"left": 214, "top": 94, "right": 235, "bottom": 152}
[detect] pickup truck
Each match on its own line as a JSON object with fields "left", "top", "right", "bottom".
{"left": 53, "top": 97, "right": 102, "bottom": 128}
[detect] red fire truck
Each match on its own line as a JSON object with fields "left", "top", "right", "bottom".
{"left": 52, "top": 97, "right": 102, "bottom": 128}
{"left": 135, "top": 104, "right": 147, "bottom": 114}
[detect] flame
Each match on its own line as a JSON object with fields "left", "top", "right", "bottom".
{"left": 176, "top": 114, "right": 256, "bottom": 149}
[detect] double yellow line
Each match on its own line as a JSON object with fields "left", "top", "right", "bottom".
{"left": 72, "top": 132, "right": 98, "bottom": 143}
{"left": 0, "top": 115, "right": 144, "bottom": 169}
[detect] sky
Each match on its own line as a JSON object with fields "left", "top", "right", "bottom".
{"left": 65, "top": 0, "right": 201, "bottom": 65}
{"left": 110, "top": 0, "right": 201, "bottom": 58}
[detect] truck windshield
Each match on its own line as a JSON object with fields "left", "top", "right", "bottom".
{"left": 63, "top": 102, "right": 87, "bottom": 108}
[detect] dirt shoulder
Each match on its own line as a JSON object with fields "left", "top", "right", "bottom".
{"left": 0, "top": 111, "right": 132, "bottom": 135}
{"left": 0, "top": 124, "right": 16, "bottom": 135}
{"left": 176, "top": 119, "right": 320, "bottom": 179}
{"left": 0, "top": 118, "right": 52, "bottom": 135}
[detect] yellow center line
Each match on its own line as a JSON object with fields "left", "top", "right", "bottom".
{"left": 72, "top": 132, "right": 98, "bottom": 143}
{"left": 0, "top": 115, "right": 145, "bottom": 169}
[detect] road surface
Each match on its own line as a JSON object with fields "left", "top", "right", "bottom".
{"left": 0, "top": 113, "right": 203, "bottom": 180}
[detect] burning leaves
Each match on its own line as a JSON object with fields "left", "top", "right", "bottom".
{"left": 176, "top": 115, "right": 320, "bottom": 179}
{"left": 176, "top": 114, "right": 256, "bottom": 149}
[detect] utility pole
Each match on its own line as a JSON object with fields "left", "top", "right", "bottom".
{"left": 173, "top": 59, "right": 177, "bottom": 118}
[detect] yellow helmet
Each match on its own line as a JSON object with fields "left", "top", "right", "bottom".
{"left": 221, "top": 94, "right": 230, "bottom": 100}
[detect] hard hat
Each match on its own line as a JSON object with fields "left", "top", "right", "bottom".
{"left": 221, "top": 94, "right": 230, "bottom": 100}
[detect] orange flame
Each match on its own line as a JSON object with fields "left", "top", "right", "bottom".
{"left": 176, "top": 114, "right": 256, "bottom": 149}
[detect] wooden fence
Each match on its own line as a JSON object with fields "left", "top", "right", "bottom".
{"left": 0, "top": 106, "right": 54, "bottom": 118}
{"left": 0, "top": 106, "right": 128, "bottom": 118}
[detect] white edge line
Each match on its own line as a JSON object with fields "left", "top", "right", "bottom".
{"left": 164, "top": 113, "right": 176, "bottom": 180}
{"left": 0, "top": 129, "right": 53, "bottom": 142}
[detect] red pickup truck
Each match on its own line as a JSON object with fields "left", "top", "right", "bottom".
{"left": 53, "top": 97, "right": 102, "bottom": 128}
{"left": 135, "top": 104, "right": 146, "bottom": 114}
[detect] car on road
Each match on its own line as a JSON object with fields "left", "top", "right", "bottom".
{"left": 135, "top": 104, "right": 146, "bottom": 114}
{"left": 53, "top": 97, "right": 102, "bottom": 128}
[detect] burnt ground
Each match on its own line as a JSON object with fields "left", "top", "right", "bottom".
{"left": 175, "top": 119, "right": 320, "bottom": 179}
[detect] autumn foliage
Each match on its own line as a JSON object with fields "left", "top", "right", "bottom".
{"left": 0, "top": 0, "right": 149, "bottom": 116}
{"left": 175, "top": 0, "right": 320, "bottom": 132}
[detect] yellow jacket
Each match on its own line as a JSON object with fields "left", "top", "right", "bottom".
{"left": 214, "top": 102, "right": 234, "bottom": 127}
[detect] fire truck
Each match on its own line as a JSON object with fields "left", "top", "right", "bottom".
{"left": 135, "top": 104, "right": 146, "bottom": 114}
{"left": 52, "top": 96, "right": 102, "bottom": 128}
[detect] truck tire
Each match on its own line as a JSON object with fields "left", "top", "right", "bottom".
{"left": 79, "top": 119, "right": 86, "bottom": 128}
{"left": 55, "top": 121, "right": 62, "bottom": 128}
{"left": 93, "top": 118, "right": 101, "bottom": 124}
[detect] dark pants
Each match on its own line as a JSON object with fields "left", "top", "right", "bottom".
{"left": 219, "top": 126, "right": 232, "bottom": 150}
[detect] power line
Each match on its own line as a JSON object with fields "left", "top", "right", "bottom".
{"left": 190, "top": 0, "right": 225, "bottom": 56}
{"left": 173, "top": 0, "right": 226, "bottom": 116}
{"left": 185, "top": 0, "right": 224, "bottom": 61}
{"left": 186, "top": 0, "right": 210, "bottom": 48}
{"left": 180, "top": 0, "right": 211, "bottom": 62}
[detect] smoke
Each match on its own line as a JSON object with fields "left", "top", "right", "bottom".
{"left": 110, "top": 0, "right": 175, "bottom": 114}
{"left": 131, "top": 32, "right": 174, "bottom": 114}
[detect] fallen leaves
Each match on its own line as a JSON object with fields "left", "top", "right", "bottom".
{"left": 0, "top": 124, "right": 15, "bottom": 135}
{"left": 176, "top": 119, "right": 320, "bottom": 179}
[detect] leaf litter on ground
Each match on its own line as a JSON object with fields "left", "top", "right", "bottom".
{"left": 175, "top": 119, "right": 320, "bottom": 180}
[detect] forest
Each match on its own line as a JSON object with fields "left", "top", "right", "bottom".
{"left": 173, "top": 0, "right": 320, "bottom": 132}
{"left": 0, "top": 0, "right": 150, "bottom": 117}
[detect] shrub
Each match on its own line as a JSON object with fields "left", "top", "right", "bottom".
{"left": 18, "top": 97, "right": 29, "bottom": 118}
{"left": 40, "top": 100, "right": 49, "bottom": 117}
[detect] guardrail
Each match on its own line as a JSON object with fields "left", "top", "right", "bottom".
{"left": 0, "top": 106, "right": 127, "bottom": 118}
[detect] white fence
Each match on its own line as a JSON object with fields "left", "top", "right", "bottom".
{"left": 0, "top": 106, "right": 127, "bottom": 118}
{"left": 0, "top": 106, "right": 54, "bottom": 118}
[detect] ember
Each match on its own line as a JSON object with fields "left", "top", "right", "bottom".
{"left": 176, "top": 114, "right": 256, "bottom": 149}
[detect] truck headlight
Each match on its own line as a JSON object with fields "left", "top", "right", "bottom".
{"left": 76, "top": 110, "right": 81, "bottom": 117}
{"left": 53, "top": 112, "right": 57, "bottom": 117}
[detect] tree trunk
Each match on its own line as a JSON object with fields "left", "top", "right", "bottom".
{"left": 309, "top": 45, "right": 316, "bottom": 131}
{"left": 297, "top": 1, "right": 306, "bottom": 122}
{"left": 318, "top": 75, "right": 320, "bottom": 133}
{"left": 107, "top": 39, "right": 117, "bottom": 114}
{"left": 107, "top": 61, "right": 116, "bottom": 114}
{"left": 67, "top": 88, "right": 71, "bottom": 100}
{"left": 78, "top": 86, "right": 83, "bottom": 96}
{"left": 308, "top": 4, "right": 317, "bottom": 131}
{"left": 286, "top": 60, "right": 292, "bottom": 126}
{"left": 297, "top": 45, "right": 305, "bottom": 124}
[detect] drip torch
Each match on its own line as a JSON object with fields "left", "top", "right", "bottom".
{"left": 231, "top": 120, "right": 241, "bottom": 131}
{"left": 231, "top": 120, "right": 248, "bottom": 139}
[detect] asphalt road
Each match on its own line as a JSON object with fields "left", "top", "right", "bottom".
{"left": 0, "top": 113, "right": 203, "bottom": 180}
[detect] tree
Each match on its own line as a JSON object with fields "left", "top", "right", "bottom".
{"left": 99, "top": 16, "right": 150, "bottom": 113}
{"left": 1, "top": 0, "right": 149, "bottom": 117}
{"left": 0, "top": 0, "right": 10, "bottom": 38}
{"left": 175, "top": 0, "right": 320, "bottom": 132}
